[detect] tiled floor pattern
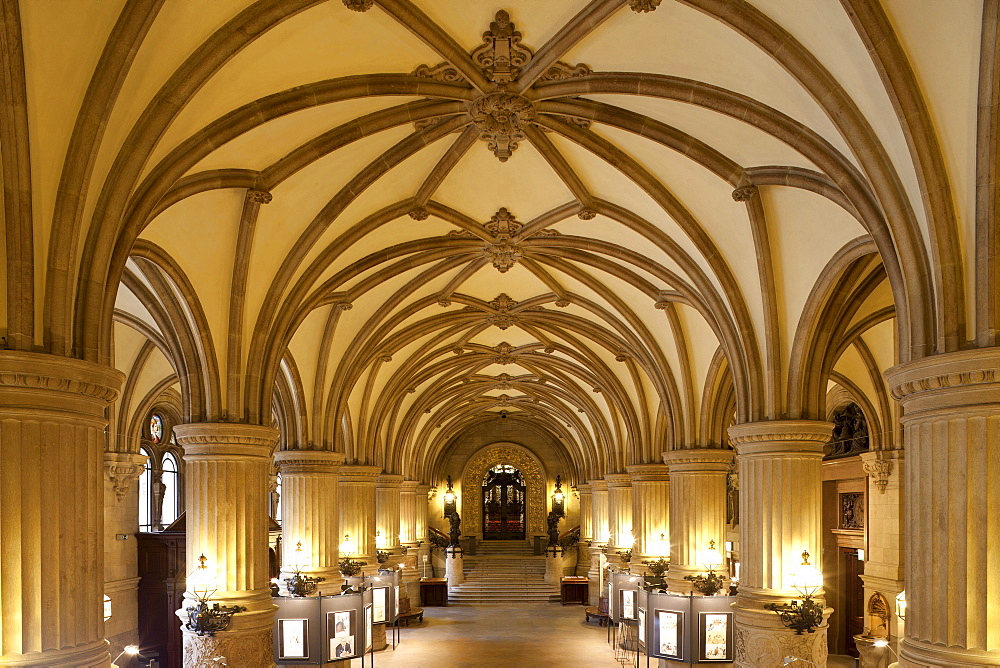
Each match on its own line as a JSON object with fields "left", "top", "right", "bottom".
{"left": 343, "top": 602, "right": 860, "bottom": 668}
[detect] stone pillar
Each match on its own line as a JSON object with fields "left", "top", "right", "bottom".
{"left": 414, "top": 484, "right": 431, "bottom": 546}
{"left": 605, "top": 473, "right": 633, "bottom": 552}
{"left": 662, "top": 448, "right": 733, "bottom": 593}
{"left": 859, "top": 449, "right": 905, "bottom": 644}
{"left": 174, "top": 423, "right": 278, "bottom": 667}
{"left": 274, "top": 449, "right": 345, "bottom": 594}
{"left": 727, "top": 421, "right": 832, "bottom": 667}
{"left": 545, "top": 545, "right": 566, "bottom": 584}
{"left": 885, "top": 349, "right": 1000, "bottom": 666}
{"left": 0, "top": 352, "right": 123, "bottom": 667}
{"left": 589, "top": 479, "right": 610, "bottom": 545}
{"left": 626, "top": 464, "right": 670, "bottom": 563}
{"left": 103, "top": 451, "right": 147, "bottom": 656}
{"left": 399, "top": 480, "right": 420, "bottom": 547}
{"left": 444, "top": 546, "right": 464, "bottom": 587}
{"left": 339, "top": 465, "right": 381, "bottom": 575}
{"left": 577, "top": 483, "right": 593, "bottom": 542}
{"left": 376, "top": 474, "right": 403, "bottom": 554}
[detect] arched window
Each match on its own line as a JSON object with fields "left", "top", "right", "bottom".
{"left": 161, "top": 452, "right": 179, "bottom": 527}
{"left": 138, "top": 447, "right": 152, "bottom": 532}
{"left": 274, "top": 473, "right": 282, "bottom": 524}
{"left": 149, "top": 414, "right": 163, "bottom": 444}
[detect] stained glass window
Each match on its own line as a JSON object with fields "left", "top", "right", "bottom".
{"left": 150, "top": 414, "right": 163, "bottom": 443}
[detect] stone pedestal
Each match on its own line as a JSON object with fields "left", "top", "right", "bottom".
{"left": 174, "top": 423, "right": 279, "bottom": 668}
{"left": 626, "top": 464, "right": 670, "bottom": 561}
{"left": 854, "top": 635, "right": 892, "bottom": 668}
{"left": 376, "top": 474, "right": 404, "bottom": 553}
{"left": 274, "top": 449, "right": 345, "bottom": 595}
{"left": 885, "top": 349, "right": 1000, "bottom": 666}
{"left": 662, "top": 449, "right": 732, "bottom": 593}
{"left": 589, "top": 478, "right": 610, "bottom": 544}
{"left": 545, "top": 545, "right": 565, "bottom": 584}
{"left": 727, "top": 420, "right": 832, "bottom": 667}
{"left": 445, "top": 546, "right": 464, "bottom": 587}
{"left": 605, "top": 473, "right": 633, "bottom": 552}
{"left": 339, "top": 465, "right": 382, "bottom": 575}
{"left": 0, "top": 352, "right": 123, "bottom": 667}
{"left": 587, "top": 550, "right": 605, "bottom": 605}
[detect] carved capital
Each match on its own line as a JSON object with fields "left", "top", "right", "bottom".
{"left": 246, "top": 189, "right": 272, "bottom": 204}
{"left": 861, "top": 451, "right": 895, "bottom": 494}
{"left": 732, "top": 185, "right": 758, "bottom": 202}
{"left": 104, "top": 453, "right": 147, "bottom": 502}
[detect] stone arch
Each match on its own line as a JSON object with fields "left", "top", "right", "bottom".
{"left": 460, "top": 443, "right": 547, "bottom": 539}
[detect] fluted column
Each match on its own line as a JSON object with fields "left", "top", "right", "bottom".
{"left": 274, "top": 449, "right": 345, "bottom": 593}
{"left": 577, "top": 483, "right": 593, "bottom": 543}
{"left": 605, "top": 473, "right": 633, "bottom": 551}
{"left": 414, "top": 484, "right": 431, "bottom": 544}
{"left": 399, "top": 480, "right": 420, "bottom": 546}
{"left": 339, "top": 465, "right": 381, "bottom": 575}
{"left": 174, "top": 423, "right": 279, "bottom": 667}
{"left": 727, "top": 420, "right": 832, "bottom": 667}
{"left": 589, "top": 478, "right": 610, "bottom": 545}
{"left": 626, "top": 464, "right": 670, "bottom": 562}
{"left": 886, "top": 350, "right": 1000, "bottom": 666}
{"left": 662, "top": 449, "right": 732, "bottom": 593}
{"left": 0, "top": 352, "right": 123, "bottom": 667}
{"left": 376, "top": 474, "right": 404, "bottom": 553}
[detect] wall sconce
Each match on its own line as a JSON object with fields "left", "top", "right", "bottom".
{"left": 338, "top": 534, "right": 366, "bottom": 577}
{"left": 111, "top": 644, "right": 140, "bottom": 667}
{"left": 895, "top": 590, "right": 906, "bottom": 621}
{"left": 443, "top": 475, "right": 456, "bottom": 517}
{"left": 103, "top": 594, "right": 113, "bottom": 622}
{"left": 764, "top": 550, "right": 824, "bottom": 634}
{"left": 551, "top": 475, "right": 566, "bottom": 517}
{"left": 284, "top": 541, "right": 325, "bottom": 597}
{"left": 684, "top": 539, "right": 726, "bottom": 596}
{"left": 184, "top": 554, "right": 246, "bottom": 637}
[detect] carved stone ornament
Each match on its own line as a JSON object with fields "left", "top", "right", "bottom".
{"left": 554, "top": 299, "right": 570, "bottom": 307}
{"left": 104, "top": 457, "right": 144, "bottom": 503}
{"left": 183, "top": 627, "right": 273, "bottom": 668}
{"left": 482, "top": 238, "right": 523, "bottom": 273}
{"left": 246, "top": 189, "right": 272, "bottom": 204}
{"left": 412, "top": 62, "right": 466, "bottom": 84}
{"left": 539, "top": 62, "right": 593, "bottom": 82}
{"left": 491, "top": 341, "right": 518, "bottom": 364}
{"left": 343, "top": 0, "right": 373, "bottom": 11}
{"left": 629, "top": 0, "right": 663, "bottom": 12}
{"left": 494, "top": 373, "right": 513, "bottom": 390}
{"left": 471, "top": 10, "right": 534, "bottom": 84}
{"left": 485, "top": 207, "right": 522, "bottom": 238}
{"left": 486, "top": 293, "right": 519, "bottom": 330}
{"left": 469, "top": 92, "right": 535, "bottom": 162}
{"left": 578, "top": 209, "right": 597, "bottom": 220}
{"left": 408, "top": 207, "right": 429, "bottom": 221}
{"left": 732, "top": 185, "right": 758, "bottom": 202}
{"left": 863, "top": 454, "right": 892, "bottom": 493}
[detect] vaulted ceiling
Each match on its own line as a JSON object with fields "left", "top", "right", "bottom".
{"left": 7, "top": 0, "right": 986, "bottom": 483}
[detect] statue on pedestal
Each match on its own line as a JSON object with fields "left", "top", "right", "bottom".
{"left": 546, "top": 510, "right": 561, "bottom": 548}
{"left": 447, "top": 511, "right": 462, "bottom": 548}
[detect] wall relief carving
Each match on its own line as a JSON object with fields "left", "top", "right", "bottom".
{"left": 462, "top": 445, "right": 545, "bottom": 538}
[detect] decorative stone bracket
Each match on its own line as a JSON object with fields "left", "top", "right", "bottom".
{"left": 862, "top": 453, "right": 893, "bottom": 494}
{"left": 104, "top": 454, "right": 146, "bottom": 502}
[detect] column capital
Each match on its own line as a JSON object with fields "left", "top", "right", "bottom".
{"left": 339, "top": 464, "right": 383, "bottom": 481}
{"left": 605, "top": 472, "right": 632, "bottom": 487}
{"left": 400, "top": 479, "right": 421, "bottom": 492}
{"left": 377, "top": 473, "right": 405, "bottom": 488}
{"left": 885, "top": 347, "right": 1000, "bottom": 415}
{"left": 727, "top": 420, "right": 832, "bottom": 457}
{"left": 0, "top": 349, "right": 124, "bottom": 406}
{"left": 588, "top": 478, "right": 609, "bottom": 491}
{"left": 625, "top": 463, "right": 670, "bottom": 481}
{"left": 274, "top": 448, "right": 345, "bottom": 474}
{"left": 576, "top": 482, "right": 592, "bottom": 494}
{"left": 104, "top": 451, "right": 147, "bottom": 502}
{"left": 662, "top": 448, "right": 734, "bottom": 474}
{"left": 174, "top": 423, "right": 278, "bottom": 458}
{"left": 415, "top": 483, "right": 432, "bottom": 495}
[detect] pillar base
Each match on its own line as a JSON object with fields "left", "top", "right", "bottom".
{"left": 545, "top": 545, "right": 565, "bottom": 583}
{"left": 445, "top": 547, "right": 464, "bottom": 586}
{"left": 181, "top": 624, "right": 273, "bottom": 668}
{"left": 0, "top": 640, "right": 109, "bottom": 667}
{"left": 899, "top": 639, "right": 1000, "bottom": 666}
{"left": 733, "top": 592, "right": 830, "bottom": 667}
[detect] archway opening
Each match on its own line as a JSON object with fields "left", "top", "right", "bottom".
{"left": 482, "top": 464, "right": 526, "bottom": 540}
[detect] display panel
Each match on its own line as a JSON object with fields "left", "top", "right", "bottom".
{"left": 698, "top": 612, "right": 733, "bottom": 661}
{"left": 655, "top": 609, "right": 683, "bottom": 659}
{"left": 278, "top": 618, "right": 309, "bottom": 660}
{"left": 621, "top": 589, "right": 636, "bottom": 620}
{"left": 365, "top": 604, "right": 374, "bottom": 652}
{"left": 394, "top": 585, "right": 400, "bottom": 618}
{"left": 327, "top": 610, "right": 356, "bottom": 659}
{"left": 637, "top": 608, "right": 646, "bottom": 647}
{"left": 373, "top": 587, "right": 388, "bottom": 623}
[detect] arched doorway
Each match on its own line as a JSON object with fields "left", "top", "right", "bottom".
{"left": 482, "top": 465, "right": 526, "bottom": 539}
{"left": 461, "top": 443, "right": 546, "bottom": 540}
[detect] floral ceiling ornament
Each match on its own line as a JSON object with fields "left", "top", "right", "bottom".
{"left": 469, "top": 92, "right": 536, "bottom": 162}
{"left": 409, "top": 207, "right": 429, "bottom": 221}
{"left": 494, "top": 373, "right": 513, "bottom": 390}
{"left": 491, "top": 341, "right": 518, "bottom": 364}
{"left": 342, "top": 0, "right": 373, "bottom": 11}
{"left": 486, "top": 293, "right": 519, "bottom": 330}
{"left": 482, "top": 238, "right": 523, "bottom": 272}
{"left": 629, "top": 0, "right": 662, "bottom": 12}
{"left": 732, "top": 185, "right": 759, "bottom": 202}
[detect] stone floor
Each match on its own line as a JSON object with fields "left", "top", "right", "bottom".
{"left": 337, "top": 602, "right": 860, "bottom": 668}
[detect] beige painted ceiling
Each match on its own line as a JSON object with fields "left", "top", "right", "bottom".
{"left": 7, "top": 0, "right": 985, "bottom": 483}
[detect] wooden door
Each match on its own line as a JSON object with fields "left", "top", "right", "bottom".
{"left": 481, "top": 466, "right": 526, "bottom": 539}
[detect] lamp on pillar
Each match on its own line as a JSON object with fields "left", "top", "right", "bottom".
{"left": 443, "top": 475, "right": 456, "bottom": 517}
{"left": 284, "top": 540, "right": 325, "bottom": 597}
{"left": 184, "top": 554, "right": 246, "bottom": 636}
{"left": 338, "top": 533, "right": 366, "bottom": 577}
{"left": 764, "top": 550, "right": 825, "bottom": 634}
{"left": 683, "top": 540, "right": 726, "bottom": 595}
{"left": 552, "top": 475, "right": 566, "bottom": 517}
{"left": 895, "top": 590, "right": 907, "bottom": 621}
{"left": 642, "top": 533, "right": 671, "bottom": 577}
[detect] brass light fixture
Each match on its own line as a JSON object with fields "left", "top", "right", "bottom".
{"left": 684, "top": 539, "right": 726, "bottom": 596}
{"left": 283, "top": 541, "right": 325, "bottom": 597}
{"left": 184, "top": 554, "right": 246, "bottom": 637}
{"left": 442, "top": 475, "right": 456, "bottom": 517}
{"left": 551, "top": 475, "right": 566, "bottom": 517}
{"left": 895, "top": 590, "right": 907, "bottom": 621}
{"left": 764, "top": 550, "right": 825, "bottom": 634}
{"left": 338, "top": 533, "right": 366, "bottom": 576}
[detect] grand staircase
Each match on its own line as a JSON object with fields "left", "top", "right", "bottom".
{"left": 448, "top": 540, "right": 559, "bottom": 604}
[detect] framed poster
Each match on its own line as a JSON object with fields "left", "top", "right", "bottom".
{"left": 637, "top": 608, "right": 646, "bottom": 647}
{"left": 620, "top": 588, "right": 636, "bottom": 620}
{"left": 698, "top": 612, "right": 733, "bottom": 661}
{"left": 278, "top": 618, "right": 309, "bottom": 660}
{"left": 364, "top": 604, "right": 374, "bottom": 652}
{"left": 327, "top": 610, "right": 356, "bottom": 659}
{"left": 373, "top": 587, "right": 388, "bottom": 623}
{"left": 394, "top": 585, "right": 400, "bottom": 618}
{"left": 655, "top": 609, "right": 683, "bottom": 660}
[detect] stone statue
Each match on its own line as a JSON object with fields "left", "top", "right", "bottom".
{"left": 447, "top": 511, "right": 462, "bottom": 547}
{"left": 546, "top": 510, "right": 561, "bottom": 547}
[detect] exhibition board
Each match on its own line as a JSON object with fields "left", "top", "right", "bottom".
{"left": 642, "top": 592, "right": 735, "bottom": 665}
{"left": 273, "top": 589, "right": 376, "bottom": 665}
